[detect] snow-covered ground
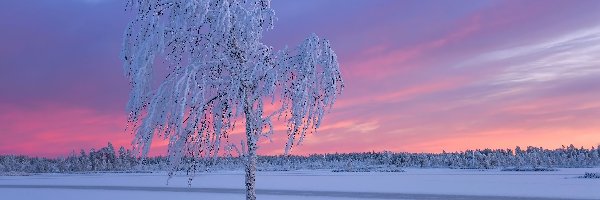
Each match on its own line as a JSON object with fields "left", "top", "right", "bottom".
{"left": 1, "top": 168, "right": 598, "bottom": 200}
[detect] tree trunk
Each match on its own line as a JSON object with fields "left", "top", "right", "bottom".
{"left": 245, "top": 110, "right": 257, "bottom": 200}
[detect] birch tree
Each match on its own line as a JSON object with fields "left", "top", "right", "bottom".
{"left": 121, "top": 0, "right": 344, "bottom": 199}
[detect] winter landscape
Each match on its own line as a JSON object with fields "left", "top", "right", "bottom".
{"left": 2, "top": 0, "right": 600, "bottom": 200}
{"left": 2, "top": 144, "right": 599, "bottom": 199}
{"left": 1, "top": 168, "right": 599, "bottom": 200}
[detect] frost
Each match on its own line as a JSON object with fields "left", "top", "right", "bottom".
{"left": 121, "top": 0, "right": 343, "bottom": 199}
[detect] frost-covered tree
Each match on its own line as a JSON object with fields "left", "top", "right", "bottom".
{"left": 105, "top": 142, "right": 117, "bottom": 170}
{"left": 121, "top": 0, "right": 344, "bottom": 199}
{"left": 78, "top": 149, "right": 91, "bottom": 171}
{"left": 118, "top": 146, "right": 129, "bottom": 170}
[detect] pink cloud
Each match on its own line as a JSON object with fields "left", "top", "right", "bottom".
{"left": 0, "top": 104, "right": 130, "bottom": 157}
{"left": 3, "top": 0, "right": 600, "bottom": 158}
{"left": 333, "top": 75, "right": 470, "bottom": 111}
{"left": 345, "top": 13, "right": 482, "bottom": 79}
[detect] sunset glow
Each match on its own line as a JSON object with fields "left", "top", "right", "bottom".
{"left": 1, "top": 0, "right": 599, "bottom": 157}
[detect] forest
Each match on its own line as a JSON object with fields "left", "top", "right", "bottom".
{"left": 2, "top": 143, "right": 599, "bottom": 174}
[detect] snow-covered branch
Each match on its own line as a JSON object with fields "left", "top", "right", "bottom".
{"left": 122, "top": 1, "right": 343, "bottom": 199}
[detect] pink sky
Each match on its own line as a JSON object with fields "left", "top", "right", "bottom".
{"left": 1, "top": 0, "right": 600, "bottom": 157}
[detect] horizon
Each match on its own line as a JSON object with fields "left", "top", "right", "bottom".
{"left": 2, "top": 0, "right": 600, "bottom": 158}
{"left": 4, "top": 141, "right": 599, "bottom": 159}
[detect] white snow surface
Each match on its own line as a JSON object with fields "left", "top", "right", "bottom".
{"left": 1, "top": 168, "right": 598, "bottom": 200}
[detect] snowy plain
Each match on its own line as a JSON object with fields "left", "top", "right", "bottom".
{"left": 1, "top": 168, "right": 598, "bottom": 200}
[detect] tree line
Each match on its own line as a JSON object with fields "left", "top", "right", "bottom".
{"left": 1, "top": 143, "right": 599, "bottom": 174}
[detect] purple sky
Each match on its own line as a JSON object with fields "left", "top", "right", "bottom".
{"left": 1, "top": 0, "right": 600, "bottom": 157}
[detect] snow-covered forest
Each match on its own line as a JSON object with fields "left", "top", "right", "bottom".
{"left": 2, "top": 143, "right": 599, "bottom": 174}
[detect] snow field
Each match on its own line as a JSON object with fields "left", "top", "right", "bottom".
{"left": 1, "top": 168, "right": 598, "bottom": 200}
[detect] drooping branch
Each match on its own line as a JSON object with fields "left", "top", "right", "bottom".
{"left": 122, "top": 0, "right": 343, "bottom": 186}
{"left": 276, "top": 34, "right": 344, "bottom": 154}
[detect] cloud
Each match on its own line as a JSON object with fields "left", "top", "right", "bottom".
{"left": 0, "top": 104, "right": 129, "bottom": 157}
{"left": 346, "top": 14, "right": 482, "bottom": 80}
{"left": 458, "top": 26, "right": 600, "bottom": 85}
{"left": 3, "top": 0, "right": 600, "bottom": 157}
{"left": 348, "top": 121, "right": 380, "bottom": 133}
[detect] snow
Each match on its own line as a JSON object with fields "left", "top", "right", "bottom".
{"left": 122, "top": 0, "right": 343, "bottom": 163}
{"left": 122, "top": 3, "right": 343, "bottom": 198}
{"left": 0, "top": 188, "right": 364, "bottom": 200}
{"left": 1, "top": 168, "right": 598, "bottom": 200}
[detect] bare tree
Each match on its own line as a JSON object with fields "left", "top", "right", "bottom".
{"left": 121, "top": 0, "right": 344, "bottom": 199}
